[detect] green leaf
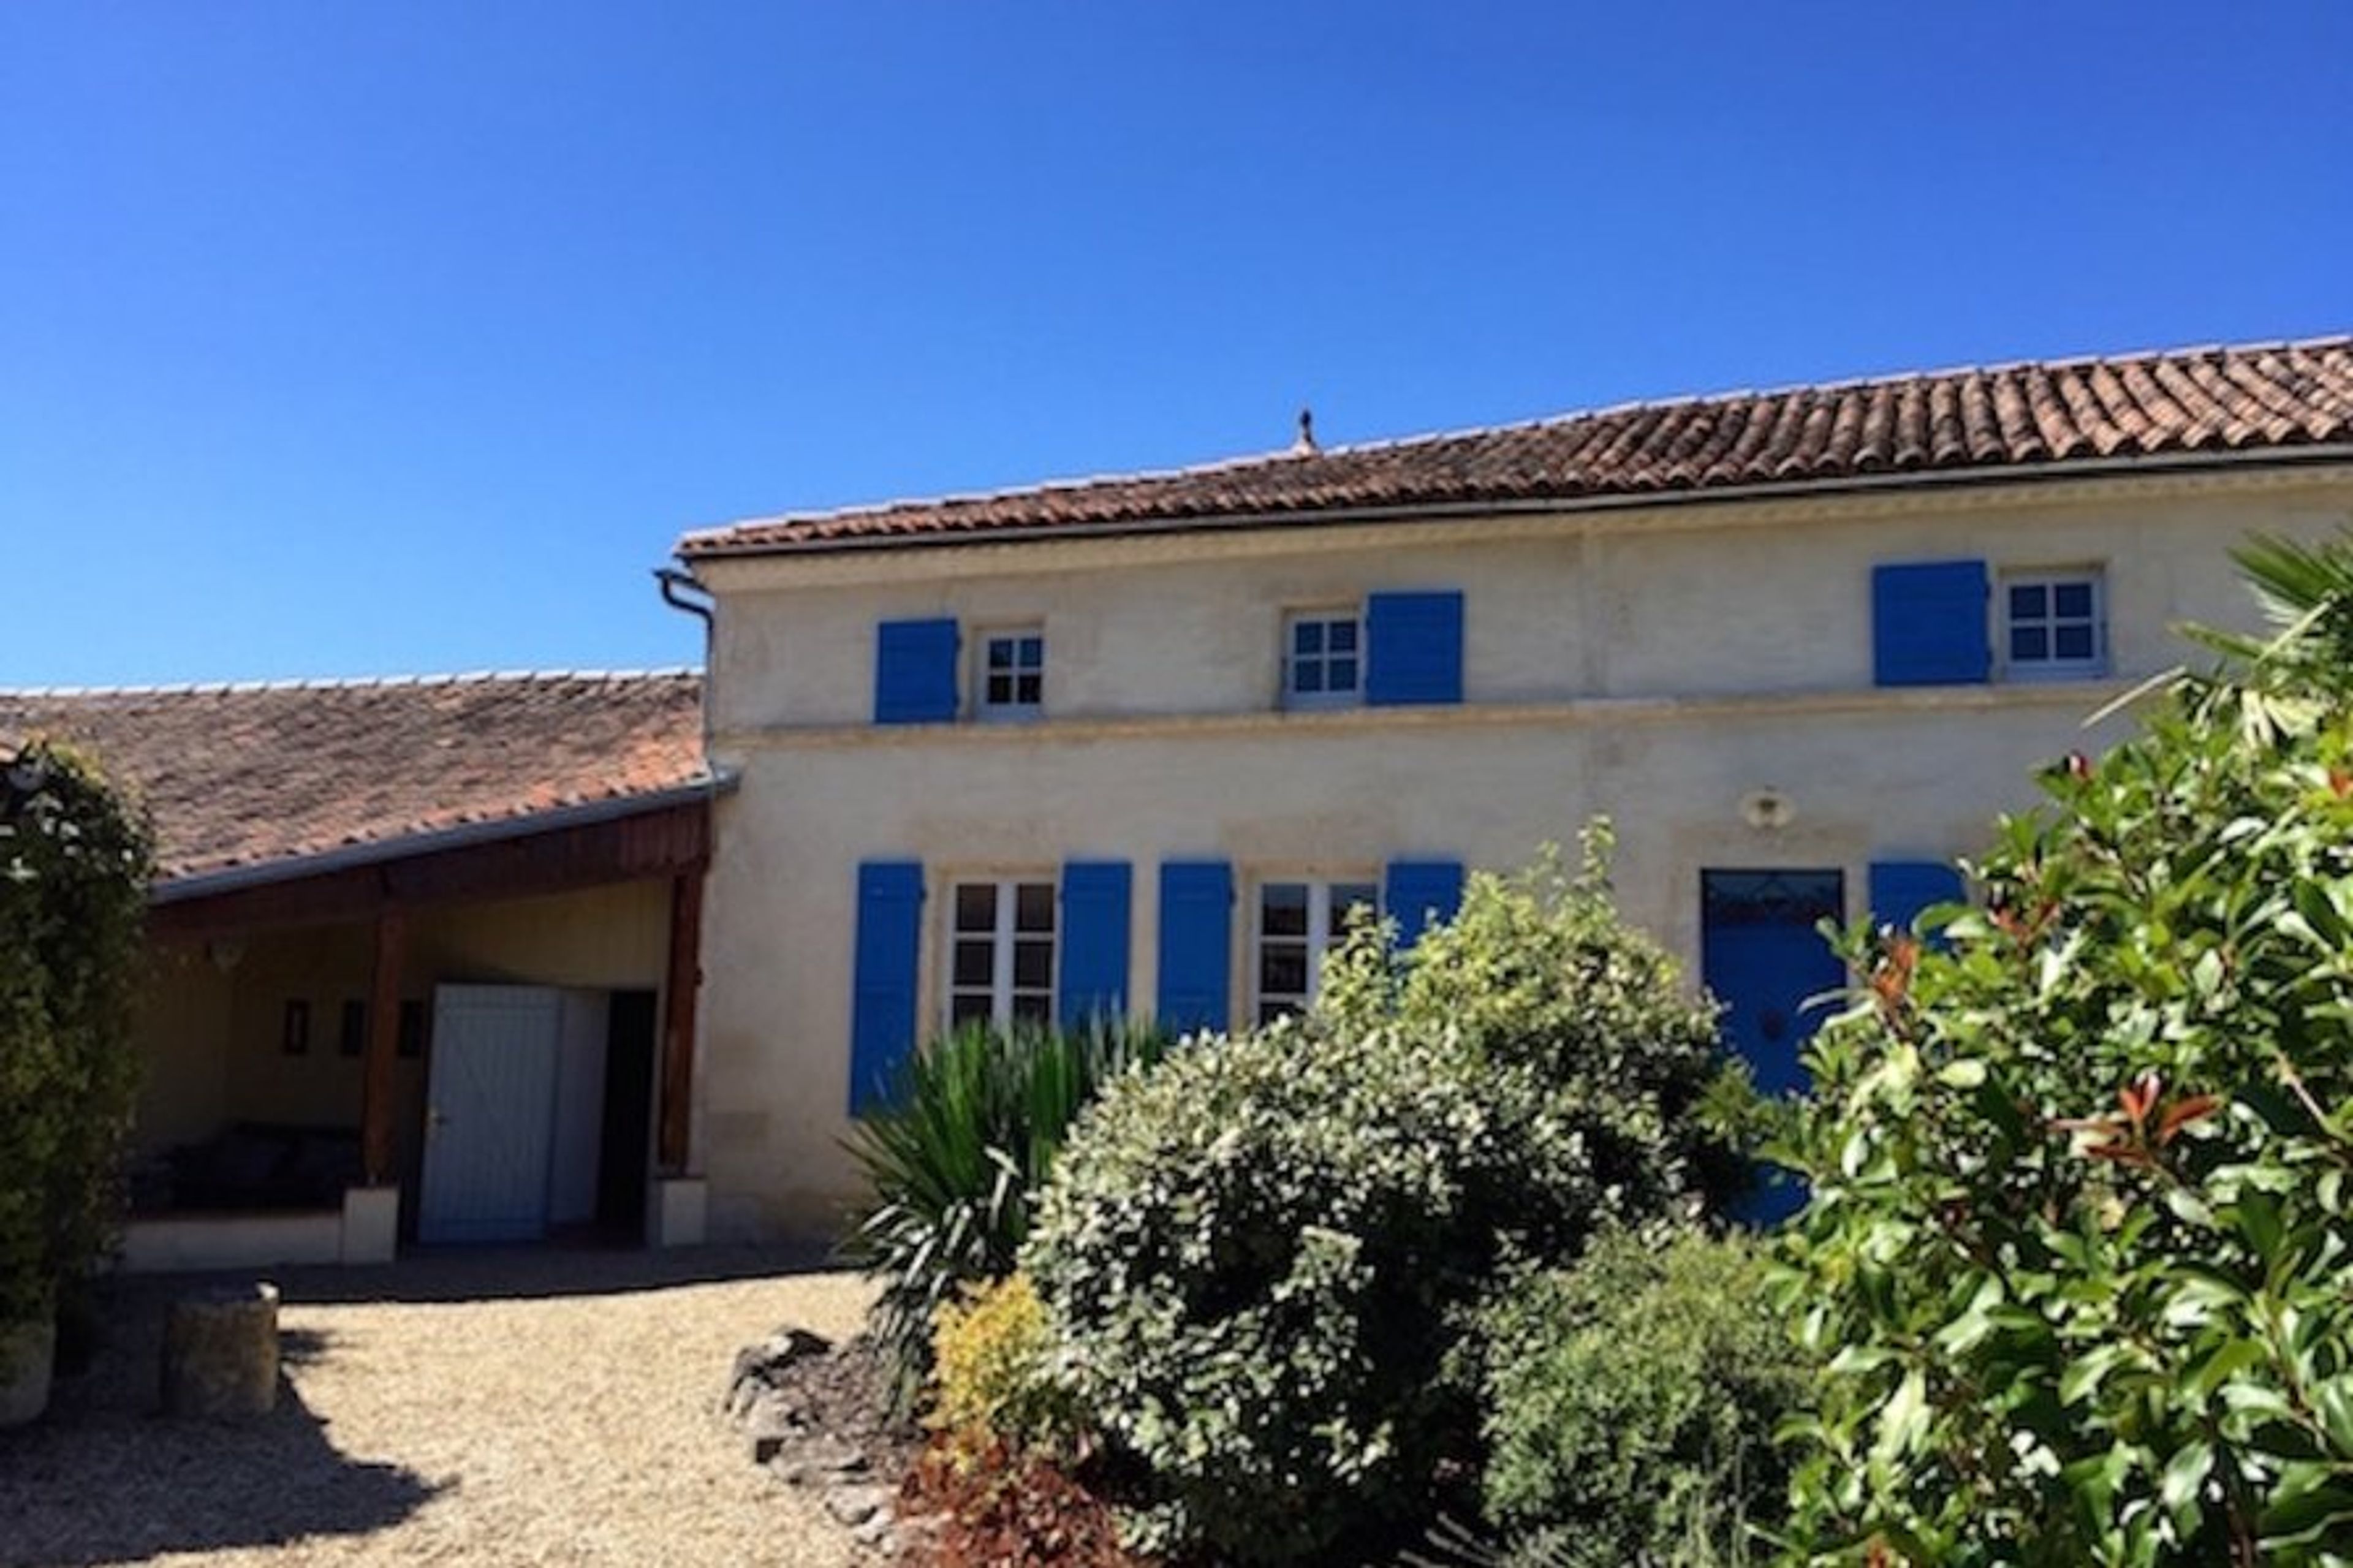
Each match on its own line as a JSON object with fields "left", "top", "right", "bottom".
{"left": 2159, "top": 1438, "right": 2213, "bottom": 1525}
{"left": 1874, "top": 1366, "right": 1930, "bottom": 1462}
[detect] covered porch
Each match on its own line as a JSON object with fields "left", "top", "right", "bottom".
{"left": 0, "top": 670, "right": 719, "bottom": 1273}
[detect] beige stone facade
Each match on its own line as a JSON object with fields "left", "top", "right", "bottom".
{"left": 688, "top": 464, "right": 2353, "bottom": 1240}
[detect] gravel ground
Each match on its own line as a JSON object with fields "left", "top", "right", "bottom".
{"left": 0, "top": 1246, "right": 881, "bottom": 1567}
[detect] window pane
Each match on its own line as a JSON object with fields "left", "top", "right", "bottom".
{"left": 1292, "top": 661, "right": 1325, "bottom": 694}
{"left": 1294, "top": 621, "right": 1324, "bottom": 656}
{"left": 2053, "top": 582, "right": 2094, "bottom": 618}
{"left": 1257, "top": 1000, "right": 1301, "bottom": 1027}
{"left": 950, "top": 993, "right": 993, "bottom": 1027}
{"left": 2011, "top": 626, "right": 2049, "bottom": 662}
{"left": 1260, "top": 944, "right": 1308, "bottom": 997}
{"left": 955, "top": 883, "right": 996, "bottom": 932}
{"left": 953, "top": 940, "right": 993, "bottom": 988}
{"left": 2055, "top": 624, "right": 2095, "bottom": 661}
{"left": 1327, "top": 657, "right": 1358, "bottom": 692}
{"left": 1262, "top": 883, "right": 1309, "bottom": 936}
{"left": 1014, "top": 939, "right": 1053, "bottom": 989}
{"left": 2010, "top": 584, "right": 2047, "bottom": 619}
{"left": 1328, "top": 620, "right": 1358, "bottom": 653}
{"left": 1010, "top": 993, "right": 1051, "bottom": 1025}
{"left": 1014, "top": 673, "right": 1042, "bottom": 705}
{"left": 1333, "top": 884, "right": 1379, "bottom": 928}
{"left": 986, "top": 672, "right": 1014, "bottom": 705}
{"left": 1019, "top": 637, "right": 1044, "bottom": 668}
{"left": 988, "top": 639, "right": 1014, "bottom": 670}
{"left": 1015, "top": 882, "right": 1055, "bottom": 933}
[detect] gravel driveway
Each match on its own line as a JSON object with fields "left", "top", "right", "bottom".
{"left": 0, "top": 1246, "right": 879, "bottom": 1567}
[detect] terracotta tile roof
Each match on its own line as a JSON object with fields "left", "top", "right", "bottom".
{"left": 681, "top": 336, "right": 2353, "bottom": 559}
{"left": 0, "top": 671, "right": 710, "bottom": 888}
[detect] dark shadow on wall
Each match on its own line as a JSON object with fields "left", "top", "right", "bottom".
{"left": 0, "top": 1295, "right": 442, "bottom": 1567}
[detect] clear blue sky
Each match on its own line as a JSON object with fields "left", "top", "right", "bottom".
{"left": 4, "top": 2, "right": 2347, "bottom": 686}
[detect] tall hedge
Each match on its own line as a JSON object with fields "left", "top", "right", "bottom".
{"left": 0, "top": 741, "right": 153, "bottom": 1327}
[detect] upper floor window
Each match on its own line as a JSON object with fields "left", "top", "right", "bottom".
{"left": 1254, "top": 877, "right": 1377, "bottom": 1025}
{"left": 948, "top": 877, "right": 1056, "bottom": 1028}
{"left": 2003, "top": 571, "right": 2105, "bottom": 679}
{"left": 977, "top": 629, "right": 1045, "bottom": 720}
{"left": 1284, "top": 610, "right": 1363, "bottom": 710}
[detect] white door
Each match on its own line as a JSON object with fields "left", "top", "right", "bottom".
{"left": 418, "top": 985, "right": 562, "bottom": 1244}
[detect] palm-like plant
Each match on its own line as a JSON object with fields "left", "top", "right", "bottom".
{"left": 839, "top": 1015, "right": 1173, "bottom": 1412}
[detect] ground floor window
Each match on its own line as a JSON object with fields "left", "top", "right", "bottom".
{"left": 949, "top": 877, "right": 1056, "bottom": 1028}
{"left": 1254, "top": 877, "right": 1377, "bottom": 1025}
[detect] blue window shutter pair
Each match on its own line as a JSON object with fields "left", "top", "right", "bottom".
{"left": 1384, "top": 858, "right": 1466, "bottom": 947}
{"left": 874, "top": 618, "right": 960, "bottom": 723}
{"left": 1366, "top": 591, "right": 1464, "bottom": 705}
{"left": 1058, "top": 862, "right": 1132, "bottom": 1025}
{"left": 1872, "top": 561, "right": 1990, "bottom": 686}
{"left": 1869, "top": 860, "right": 1965, "bottom": 944}
{"left": 852, "top": 858, "right": 1135, "bottom": 1112}
{"left": 848, "top": 861, "right": 924, "bottom": 1113}
{"left": 1156, "top": 861, "right": 1233, "bottom": 1034}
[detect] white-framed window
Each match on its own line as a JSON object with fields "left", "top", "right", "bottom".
{"left": 1253, "top": 877, "right": 1378, "bottom": 1025}
{"left": 947, "top": 877, "right": 1056, "bottom": 1028}
{"left": 2003, "top": 570, "right": 2105, "bottom": 679}
{"left": 1283, "top": 609, "right": 1363, "bottom": 710}
{"left": 977, "top": 628, "right": 1045, "bottom": 719}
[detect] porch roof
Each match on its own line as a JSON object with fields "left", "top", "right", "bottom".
{"left": 0, "top": 670, "right": 713, "bottom": 896}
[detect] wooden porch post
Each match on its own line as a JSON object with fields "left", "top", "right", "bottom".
{"left": 657, "top": 869, "right": 705, "bottom": 1174}
{"left": 360, "top": 909, "right": 407, "bottom": 1186}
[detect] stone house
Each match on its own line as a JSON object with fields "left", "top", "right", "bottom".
{"left": 670, "top": 336, "right": 2353, "bottom": 1240}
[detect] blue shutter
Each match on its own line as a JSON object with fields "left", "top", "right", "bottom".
{"left": 1872, "top": 561, "right": 1990, "bottom": 686}
{"left": 1156, "top": 860, "right": 1232, "bottom": 1034}
{"left": 1384, "top": 858, "right": 1465, "bottom": 949}
{"left": 1869, "top": 860, "right": 1966, "bottom": 943}
{"left": 1366, "top": 590, "right": 1465, "bottom": 705}
{"left": 873, "top": 618, "right": 960, "bottom": 723}
{"left": 1058, "top": 860, "right": 1132, "bottom": 1024}
{"left": 848, "top": 860, "right": 924, "bottom": 1113}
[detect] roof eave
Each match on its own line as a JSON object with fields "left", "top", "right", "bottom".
{"left": 676, "top": 442, "right": 2353, "bottom": 564}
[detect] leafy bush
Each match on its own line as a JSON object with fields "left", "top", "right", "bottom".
{"left": 841, "top": 1016, "right": 1172, "bottom": 1411}
{"left": 1479, "top": 1227, "right": 1804, "bottom": 1568}
{"left": 1023, "top": 843, "right": 1733, "bottom": 1564}
{"left": 930, "top": 1272, "right": 1079, "bottom": 1466}
{"left": 1775, "top": 535, "right": 2353, "bottom": 1565}
{"left": 0, "top": 741, "right": 153, "bottom": 1338}
{"left": 1319, "top": 828, "right": 1738, "bottom": 1217}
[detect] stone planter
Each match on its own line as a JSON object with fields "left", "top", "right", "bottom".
{"left": 0, "top": 1314, "right": 56, "bottom": 1427}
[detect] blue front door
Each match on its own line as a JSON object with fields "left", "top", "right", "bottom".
{"left": 1701, "top": 869, "right": 1845, "bottom": 1221}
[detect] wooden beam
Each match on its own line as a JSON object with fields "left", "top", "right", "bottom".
{"left": 657, "top": 868, "right": 706, "bottom": 1174}
{"left": 149, "top": 801, "right": 711, "bottom": 941}
{"left": 360, "top": 909, "right": 407, "bottom": 1186}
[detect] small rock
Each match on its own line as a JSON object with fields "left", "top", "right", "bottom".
{"left": 852, "top": 1512, "right": 895, "bottom": 1550}
{"left": 745, "top": 1399, "right": 801, "bottom": 1465}
{"left": 825, "top": 1483, "right": 893, "bottom": 1528}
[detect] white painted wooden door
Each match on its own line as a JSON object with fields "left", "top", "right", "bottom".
{"left": 418, "top": 985, "right": 562, "bottom": 1244}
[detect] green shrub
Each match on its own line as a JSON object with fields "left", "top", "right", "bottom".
{"left": 0, "top": 741, "right": 153, "bottom": 1340}
{"left": 1319, "top": 829, "right": 1738, "bottom": 1218}
{"left": 928, "top": 1271, "right": 1080, "bottom": 1466}
{"left": 840, "top": 1015, "right": 1172, "bottom": 1412}
{"left": 1023, "top": 843, "right": 1733, "bottom": 1564}
{"left": 1775, "top": 535, "right": 2353, "bottom": 1565}
{"left": 1479, "top": 1228, "right": 1804, "bottom": 1568}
